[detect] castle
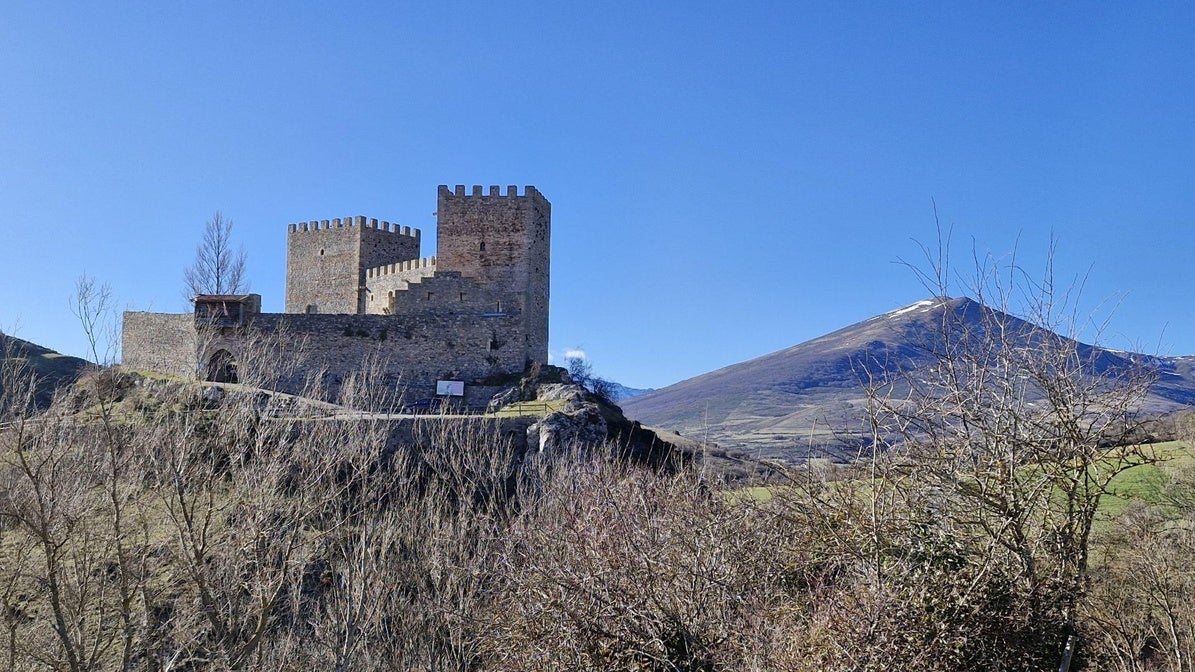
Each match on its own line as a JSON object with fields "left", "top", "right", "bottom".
{"left": 123, "top": 185, "right": 551, "bottom": 407}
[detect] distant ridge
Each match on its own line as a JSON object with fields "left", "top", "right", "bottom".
{"left": 620, "top": 297, "right": 1195, "bottom": 462}
{"left": 0, "top": 333, "right": 91, "bottom": 408}
{"left": 608, "top": 382, "right": 654, "bottom": 402}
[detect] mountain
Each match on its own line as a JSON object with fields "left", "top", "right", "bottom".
{"left": 0, "top": 333, "right": 91, "bottom": 409}
{"left": 607, "top": 382, "right": 654, "bottom": 402}
{"left": 620, "top": 297, "right": 1195, "bottom": 462}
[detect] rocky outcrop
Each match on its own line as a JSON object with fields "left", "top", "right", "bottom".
{"left": 489, "top": 366, "right": 683, "bottom": 469}
{"left": 526, "top": 383, "right": 608, "bottom": 453}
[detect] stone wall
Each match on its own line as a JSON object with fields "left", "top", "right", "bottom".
{"left": 359, "top": 221, "right": 421, "bottom": 280}
{"left": 363, "top": 257, "right": 438, "bottom": 314}
{"left": 122, "top": 312, "right": 196, "bottom": 378}
{"left": 382, "top": 271, "right": 514, "bottom": 318}
{"left": 521, "top": 192, "right": 551, "bottom": 362}
{"left": 198, "top": 311, "right": 529, "bottom": 405}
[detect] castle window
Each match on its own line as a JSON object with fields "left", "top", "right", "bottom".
{"left": 479, "top": 241, "right": 486, "bottom": 252}
{"left": 496, "top": 300, "right": 502, "bottom": 312}
{"left": 319, "top": 249, "right": 325, "bottom": 256}
{"left": 426, "top": 291, "right": 433, "bottom": 301}
{"left": 459, "top": 292, "right": 465, "bottom": 302}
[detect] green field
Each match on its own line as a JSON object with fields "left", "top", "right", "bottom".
{"left": 734, "top": 440, "right": 1195, "bottom": 514}
{"left": 1101, "top": 439, "right": 1194, "bottom": 515}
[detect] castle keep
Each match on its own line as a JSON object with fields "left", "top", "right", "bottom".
{"left": 123, "top": 185, "right": 551, "bottom": 406}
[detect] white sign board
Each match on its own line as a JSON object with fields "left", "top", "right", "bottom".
{"left": 436, "top": 380, "right": 465, "bottom": 397}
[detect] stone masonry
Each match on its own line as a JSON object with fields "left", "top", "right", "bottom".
{"left": 122, "top": 185, "right": 551, "bottom": 407}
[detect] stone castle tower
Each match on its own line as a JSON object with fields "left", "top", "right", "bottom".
{"left": 284, "top": 216, "right": 421, "bottom": 315}
{"left": 124, "top": 185, "right": 551, "bottom": 406}
{"left": 434, "top": 185, "right": 551, "bottom": 362}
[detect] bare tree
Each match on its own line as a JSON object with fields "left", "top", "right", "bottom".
{"left": 855, "top": 235, "right": 1160, "bottom": 666}
{"left": 566, "top": 353, "right": 615, "bottom": 403}
{"left": 184, "top": 211, "right": 248, "bottom": 298}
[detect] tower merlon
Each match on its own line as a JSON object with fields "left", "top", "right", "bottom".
{"left": 440, "top": 184, "right": 545, "bottom": 200}
{"left": 288, "top": 216, "right": 419, "bottom": 240}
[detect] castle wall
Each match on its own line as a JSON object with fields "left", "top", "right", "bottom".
{"left": 359, "top": 221, "right": 421, "bottom": 278}
{"left": 199, "top": 312, "right": 528, "bottom": 405}
{"left": 122, "top": 312, "right": 197, "bottom": 378}
{"left": 381, "top": 271, "right": 513, "bottom": 317}
{"left": 285, "top": 217, "right": 420, "bottom": 314}
{"left": 436, "top": 185, "right": 540, "bottom": 289}
{"left": 521, "top": 193, "right": 551, "bottom": 362}
{"left": 363, "top": 257, "right": 437, "bottom": 314}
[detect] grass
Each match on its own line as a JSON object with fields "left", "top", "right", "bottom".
{"left": 731, "top": 485, "right": 774, "bottom": 502}
{"left": 1099, "top": 440, "right": 1194, "bottom": 518}
{"left": 486, "top": 399, "right": 567, "bottom": 418}
{"left": 119, "top": 367, "right": 189, "bottom": 381}
{"left": 730, "top": 441, "right": 1195, "bottom": 516}
{"left": 727, "top": 458, "right": 841, "bottom": 503}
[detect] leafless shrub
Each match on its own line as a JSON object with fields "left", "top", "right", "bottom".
{"left": 852, "top": 235, "right": 1157, "bottom": 667}
{"left": 1084, "top": 464, "right": 1195, "bottom": 672}
{"left": 483, "top": 448, "right": 793, "bottom": 671}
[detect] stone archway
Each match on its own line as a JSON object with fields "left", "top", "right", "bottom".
{"left": 206, "top": 349, "right": 238, "bottom": 384}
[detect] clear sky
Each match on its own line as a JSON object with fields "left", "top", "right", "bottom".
{"left": 3, "top": 2, "right": 1194, "bottom": 389}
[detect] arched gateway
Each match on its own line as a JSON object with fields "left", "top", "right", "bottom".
{"left": 206, "top": 349, "right": 238, "bottom": 384}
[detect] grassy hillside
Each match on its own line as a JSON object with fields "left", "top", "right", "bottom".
{"left": 0, "top": 332, "right": 91, "bottom": 408}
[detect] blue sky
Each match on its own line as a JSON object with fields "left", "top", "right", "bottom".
{"left": 3, "top": 2, "right": 1194, "bottom": 389}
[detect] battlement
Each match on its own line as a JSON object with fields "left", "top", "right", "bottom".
{"left": 438, "top": 184, "right": 546, "bottom": 201}
{"left": 288, "top": 216, "right": 420, "bottom": 240}
{"left": 365, "top": 256, "right": 437, "bottom": 278}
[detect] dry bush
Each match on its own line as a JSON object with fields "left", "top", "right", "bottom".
{"left": 0, "top": 294, "right": 527, "bottom": 671}
{"left": 123, "top": 378, "right": 523, "bottom": 670}
{"left": 482, "top": 449, "right": 794, "bottom": 671}
{"left": 2, "top": 362, "right": 1183, "bottom": 671}
{"left": 1084, "top": 465, "right": 1195, "bottom": 672}
{"left": 847, "top": 239, "right": 1158, "bottom": 668}
{"left": 760, "top": 459, "right": 1061, "bottom": 672}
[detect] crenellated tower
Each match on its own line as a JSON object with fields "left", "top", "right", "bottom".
{"left": 285, "top": 216, "right": 421, "bottom": 314}
{"left": 435, "top": 185, "right": 551, "bottom": 364}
